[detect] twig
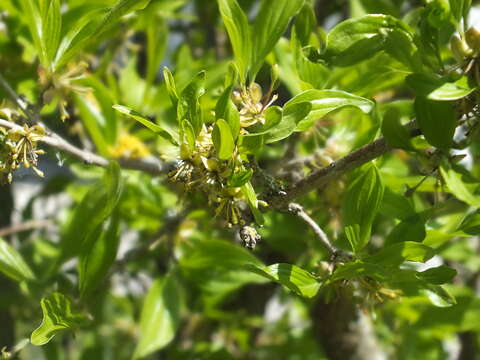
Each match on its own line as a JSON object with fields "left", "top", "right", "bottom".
{"left": 0, "top": 72, "right": 35, "bottom": 123}
{"left": 269, "top": 123, "right": 422, "bottom": 209}
{"left": 0, "top": 119, "right": 167, "bottom": 176}
{"left": 288, "top": 203, "right": 337, "bottom": 255}
{"left": 0, "top": 219, "right": 53, "bottom": 237}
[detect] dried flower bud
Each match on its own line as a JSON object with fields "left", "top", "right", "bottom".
{"left": 239, "top": 225, "right": 261, "bottom": 249}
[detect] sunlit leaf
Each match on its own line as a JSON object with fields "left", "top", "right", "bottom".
{"left": 246, "top": 263, "right": 321, "bottom": 298}
{"left": 31, "top": 293, "right": 90, "bottom": 346}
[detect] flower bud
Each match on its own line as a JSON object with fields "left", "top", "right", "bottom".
{"left": 465, "top": 27, "right": 480, "bottom": 53}
{"left": 179, "top": 143, "right": 191, "bottom": 160}
{"left": 249, "top": 83, "right": 263, "bottom": 104}
{"left": 450, "top": 34, "right": 474, "bottom": 61}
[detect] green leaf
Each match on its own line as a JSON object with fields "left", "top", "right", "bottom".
{"left": 381, "top": 107, "right": 414, "bottom": 150}
{"left": 74, "top": 94, "right": 110, "bottom": 156}
{"left": 440, "top": 165, "right": 480, "bottom": 207}
{"left": 21, "top": 0, "right": 61, "bottom": 69}
{"left": 31, "top": 293, "right": 90, "bottom": 346}
{"left": 53, "top": 7, "right": 105, "bottom": 71}
{"left": 178, "top": 71, "right": 206, "bottom": 135}
{"left": 180, "top": 239, "right": 263, "bottom": 270}
{"left": 383, "top": 26, "right": 421, "bottom": 71}
{"left": 237, "top": 133, "right": 265, "bottom": 154}
{"left": 292, "top": 40, "right": 330, "bottom": 90}
{"left": 228, "top": 169, "right": 253, "bottom": 187}
{"left": 294, "top": 3, "right": 317, "bottom": 46}
{"left": 145, "top": 16, "right": 168, "bottom": 89}
{"left": 53, "top": 0, "right": 151, "bottom": 70}
{"left": 245, "top": 263, "right": 321, "bottom": 298}
{"left": 416, "top": 265, "right": 457, "bottom": 285}
{"left": 250, "top": 0, "right": 305, "bottom": 79}
{"left": 163, "top": 67, "right": 180, "bottom": 110}
{"left": 330, "top": 261, "right": 389, "bottom": 282}
{"left": 215, "top": 85, "right": 240, "bottom": 139}
{"left": 241, "top": 181, "right": 264, "bottom": 225}
{"left": 420, "top": 284, "right": 456, "bottom": 307}
{"left": 343, "top": 164, "right": 385, "bottom": 253}
{"left": 385, "top": 214, "right": 426, "bottom": 245}
{"left": 181, "top": 120, "right": 196, "bottom": 152}
{"left": 265, "top": 102, "right": 310, "bottom": 143}
{"left": 113, "top": 105, "right": 178, "bottom": 146}
{"left": 262, "top": 106, "right": 283, "bottom": 131}
{"left": 364, "top": 241, "right": 435, "bottom": 267}
{"left": 78, "top": 213, "right": 120, "bottom": 299}
{"left": 414, "top": 97, "right": 456, "bottom": 150}
{"left": 324, "top": 14, "right": 411, "bottom": 66}
{"left": 212, "top": 119, "right": 235, "bottom": 160}
{"left": 458, "top": 210, "right": 480, "bottom": 235}
{"left": 96, "top": 0, "right": 152, "bottom": 37}
{"left": 133, "top": 273, "right": 182, "bottom": 359}
{"left": 449, "top": 0, "right": 471, "bottom": 23}
{"left": 60, "top": 162, "right": 123, "bottom": 262}
{"left": 284, "top": 89, "right": 374, "bottom": 132}
{"left": 407, "top": 74, "right": 476, "bottom": 101}
{"left": 217, "top": 0, "right": 251, "bottom": 83}
{"left": 0, "top": 238, "right": 35, "bottom": 282}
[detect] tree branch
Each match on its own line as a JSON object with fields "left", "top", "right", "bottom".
{"left": 269, "top": 123, "right": 421, "bottom": 209}
{"left": 0, "top": 119, "right": 168, "bottom": 176}
{"left": 288, "top": 202, "right": 337, "bottom": 255}
{"left": 0, "top": 219, "right": 53, "bottom": 237}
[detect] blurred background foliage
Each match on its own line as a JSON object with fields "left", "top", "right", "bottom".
{"left": 1, "top": 0, "right": 480, "bottom": 359}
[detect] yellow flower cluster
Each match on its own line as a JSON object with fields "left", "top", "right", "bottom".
{"left": 0, "top": 123, "right": 45, "bottom": 184}
{"left": 169, "top": 83, "right": 275, "bottom": 227}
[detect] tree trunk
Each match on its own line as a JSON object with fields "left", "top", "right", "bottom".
{"left": 311, "top": 291, "right": 385, "bottom": 360}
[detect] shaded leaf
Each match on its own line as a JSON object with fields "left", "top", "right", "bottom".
{"left": 343, "top": 164, "right": 384, "bottom": 253}
{"left": 0, "top": 238, "right": 35, "bottom": 282}
{"left": 364, "top": 241, "right": 435, "bottom": 267}
{"left": 133, "top": 274, "right": 182, "bottom": 359}
{"left": 60, "top": 162, "right": 123, "bottom": 261}
{"left": 78, "top": 213, "right": 120, "bottom": 299}
{"left": 381, "top": 107, "right": 414, "bottom": 150}
{"left": 416, "top": 265, "right": 457, "bottom": 285}
{"left": 414, "top": 97, "right": 456, "bottom": 150}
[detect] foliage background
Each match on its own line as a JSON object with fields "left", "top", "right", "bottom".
{"left": 1, "top": 0, "right": 480, "bottom": 359}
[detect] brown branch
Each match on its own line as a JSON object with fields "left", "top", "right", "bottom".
{"left": 0, "top": 119, "right": 167, "bottom": 176}
{"left": 0, "top": 73, "right": 34, "bottom": 122}
{"left": 288, "top": 203, "right": 337, "bottom": 255}
{"left": 0, "top": 219, "right": 53, "bottom": 237}
{"left": 269, "top": 123, "right": 421, "bottom": 209}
